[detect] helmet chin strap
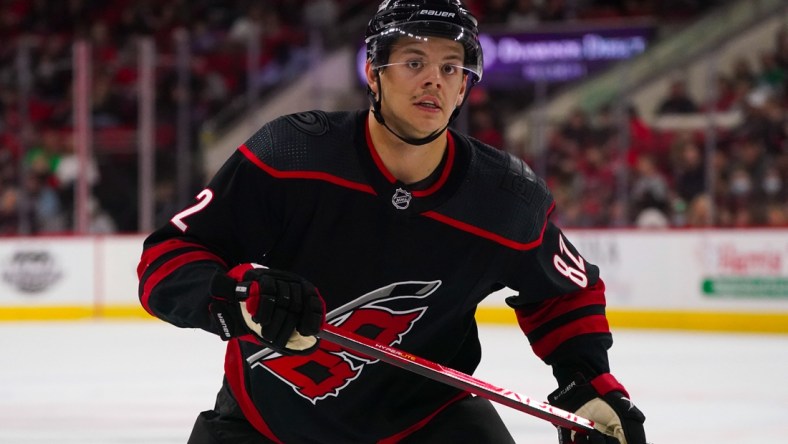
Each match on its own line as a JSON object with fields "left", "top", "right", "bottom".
{"left": 368, "top": 70, "right": 470, "bottom": 146}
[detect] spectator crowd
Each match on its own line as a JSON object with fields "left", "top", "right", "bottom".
{"left": 2, "top": 0, "right": 779, "bottom": 235}
{"left": 514, "top": 25, "right": 788, "bottom": 229}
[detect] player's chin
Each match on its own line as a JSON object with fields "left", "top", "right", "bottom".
{"left": 410, "top": 113, "right": 449, "bottom": 134}
{"left": 409, "top": 125, "right": 447, "bottom": 140}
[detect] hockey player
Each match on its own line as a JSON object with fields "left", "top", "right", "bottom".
{"left": 137, "top": 0, "right": 648, "bottom": 442}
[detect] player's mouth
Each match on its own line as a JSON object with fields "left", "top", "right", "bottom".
{"left": 414, "top": 96, "right": 442, "bottom": 112}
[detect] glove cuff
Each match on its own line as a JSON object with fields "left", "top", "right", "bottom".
{"left": 590, "top": 373, "right": 629, "bottom": 398}
{"left": 208, "top": 267, "right": 264, "bottom": 341}
{"left": 210, "top": 271, "right": 238, "bottom": 301}
{"left": 227, "top": 262, "right": 268, "bottom": 281}
{"left": 548, "top": 372, "right": 630, "bottom": 411}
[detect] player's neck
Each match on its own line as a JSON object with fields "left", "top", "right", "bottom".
{"left": 367, "top": 113, "right": 448, "bottom": 185}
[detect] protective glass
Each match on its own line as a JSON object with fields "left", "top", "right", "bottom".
{"left": 375, "top": 60, "right": 473, "bottom": 82}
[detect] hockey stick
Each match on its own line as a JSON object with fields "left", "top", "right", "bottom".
{"left": 318, "top": 324, "right": 596, "bottom": 434}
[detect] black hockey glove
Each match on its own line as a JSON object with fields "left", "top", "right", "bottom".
{"left": 209, "top": 263, "right": 325, "bottom": 356}
{"left": 548, "top": 373, "right": 646, "bottom": 444}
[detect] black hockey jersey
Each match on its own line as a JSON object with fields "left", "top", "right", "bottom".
{"left": 138, "top": 110, "right": 613, "bottom": 443}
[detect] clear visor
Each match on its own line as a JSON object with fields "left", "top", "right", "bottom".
{"left": 366, "top": 21, "right": 483, "bottom": 82}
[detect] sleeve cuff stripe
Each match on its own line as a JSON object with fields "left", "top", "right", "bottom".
{"left": 515, "top": 282, "right": 606, "bottom": 334}
{"left": 140, "top": 250, "right": 226, "bottom": 316}
{"left": 530, "top": 315, "right": 610, "bottom": 359}
{"left": 523, "top": 305, "right": 607, "bottom": 342}
{"left": 138, "top": 239, "right": 222, "bottom": 278}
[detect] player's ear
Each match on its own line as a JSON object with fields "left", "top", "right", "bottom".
{"left": 365, "top": 61, "right": 379, "bottom": 97}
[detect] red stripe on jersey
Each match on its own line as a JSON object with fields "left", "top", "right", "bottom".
{"left": 239, "top": 144, "right": 376, "bottom": 195}
{"left": 139, "top": 250, "right": 225, "bottom": 316}
{"left": 413, "top": 132, "right": 455, "bottom": 198}
{"left": 514, "top": 280, "right": 606, "bottom": 335}
{"left": 421, "top": 209, "right": 550, "bottom": 251}
{"left": 377, "top": 392, "right": 470, "bottom": 444}
{"left": 137, "top": 239, "right": 212, "bottom": 278}
{"left": 365, "top": 121, "right": 397, "bottom": 184}
{"left": 529, "top": 315, "right": 610, "bottom": 360}
{"left": 225, "top": 340, "right": 284, "bottom": 443}
{"left": 363, "top": 121, "right": 456, "bottom": 197}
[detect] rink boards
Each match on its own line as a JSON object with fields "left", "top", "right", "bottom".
{"left": 0, "top": 230, "right": 787, "bottom": 333}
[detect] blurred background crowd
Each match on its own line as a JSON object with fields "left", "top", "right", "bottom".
{"left": 0, "top": 0, "right": 785, "bottom": 235}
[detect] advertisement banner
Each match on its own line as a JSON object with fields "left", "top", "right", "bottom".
{"left": 481, "top": 229, "right": 788, "bottom": 311}
{"left": 568, "top": 230, "right": 788, "bottom": 310}
{"left": 356, "top": 25, "right": 655, "bottom": 87}
{"left": 0, "top": 238, "right": 94, "bottom": 305}
{"left": 699, "top": 231, "right": 788, "bottom": 300}
{"left": 2, "top": 231, "right": 787, "bottom": 332}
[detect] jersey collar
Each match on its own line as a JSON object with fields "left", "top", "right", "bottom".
{"left": 358, "top": 112, "right": 469, "bottom": 214}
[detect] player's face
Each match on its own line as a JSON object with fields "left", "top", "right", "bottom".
{"left": 367, "top": 37, "right": 468, "bottom": 140}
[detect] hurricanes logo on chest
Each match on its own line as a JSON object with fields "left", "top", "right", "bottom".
{"left": 249, "top": 281, "right": 440, "bottom": 404}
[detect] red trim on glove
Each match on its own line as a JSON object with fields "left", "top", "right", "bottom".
{"left": 590, "top": 373, "right": 630, "bottom": 398}
{"left": 227, "top": 263, "right": 258, "bottom": 280}
{"left": 245, "top": 281, "right": 261, "bottom": 314}
{"left": 226, "top": 263, "right": 264, "bottom": 315}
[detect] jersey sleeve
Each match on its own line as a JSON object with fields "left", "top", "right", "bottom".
{"left": 504, "top": 221, "right": 613, "bottom": 385}
{"left": 137, "top": 149, "right": 282, "bottom": 335}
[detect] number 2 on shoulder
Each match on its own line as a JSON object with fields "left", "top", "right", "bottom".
{"left": 171, "top": 189, "right": 214, "bottom": 232}
{"left": 552, "top": 234, "right": 588, "bottom": 288}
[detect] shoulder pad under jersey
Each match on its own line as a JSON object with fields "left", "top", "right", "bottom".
{"left": 241, "top": 110, "right": 367, "bottom": 184}
{"left": 433, "top": 135, "right": 554, "bottom": 250}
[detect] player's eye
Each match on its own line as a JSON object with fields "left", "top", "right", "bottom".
{"left": 441, "top": 64, "right": 459, "bottom": 76}
{"left": 405, "top": 60, "right": 425, "bottom": 70}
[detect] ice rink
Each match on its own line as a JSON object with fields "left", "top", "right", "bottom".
{"left": 1, "top": 321, "right": 787, "bottom": 443}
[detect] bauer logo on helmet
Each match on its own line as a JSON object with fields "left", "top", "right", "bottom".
{"left": 419, "top": 10, "right": 456, "bottom": 18}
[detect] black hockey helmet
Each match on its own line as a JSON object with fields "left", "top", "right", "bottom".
{"left": 365, "top": 0, "right": 483, "bottom": 85}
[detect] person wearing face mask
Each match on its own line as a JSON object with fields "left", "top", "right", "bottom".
{"left": 137, "top": 1, "right": 647, "bottom": 442}
{"left": 761, "top": 166, "right": 784, "bottom": 199}
{"left": 729, "top": 168, "right": 754, "bottom": 197}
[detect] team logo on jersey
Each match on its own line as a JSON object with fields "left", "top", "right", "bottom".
{"left": 250, "top": 281, "right": 441, "bottom": 404}
{"left": 285, "top": 111, "right": 329, "bottom": 136}
{"left": 391, "top": 188, "right": 412, "bottom": 210}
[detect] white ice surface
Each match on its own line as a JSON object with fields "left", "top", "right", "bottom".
{"left": 1, "top": 321, "right": 786, "bottom": 443}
